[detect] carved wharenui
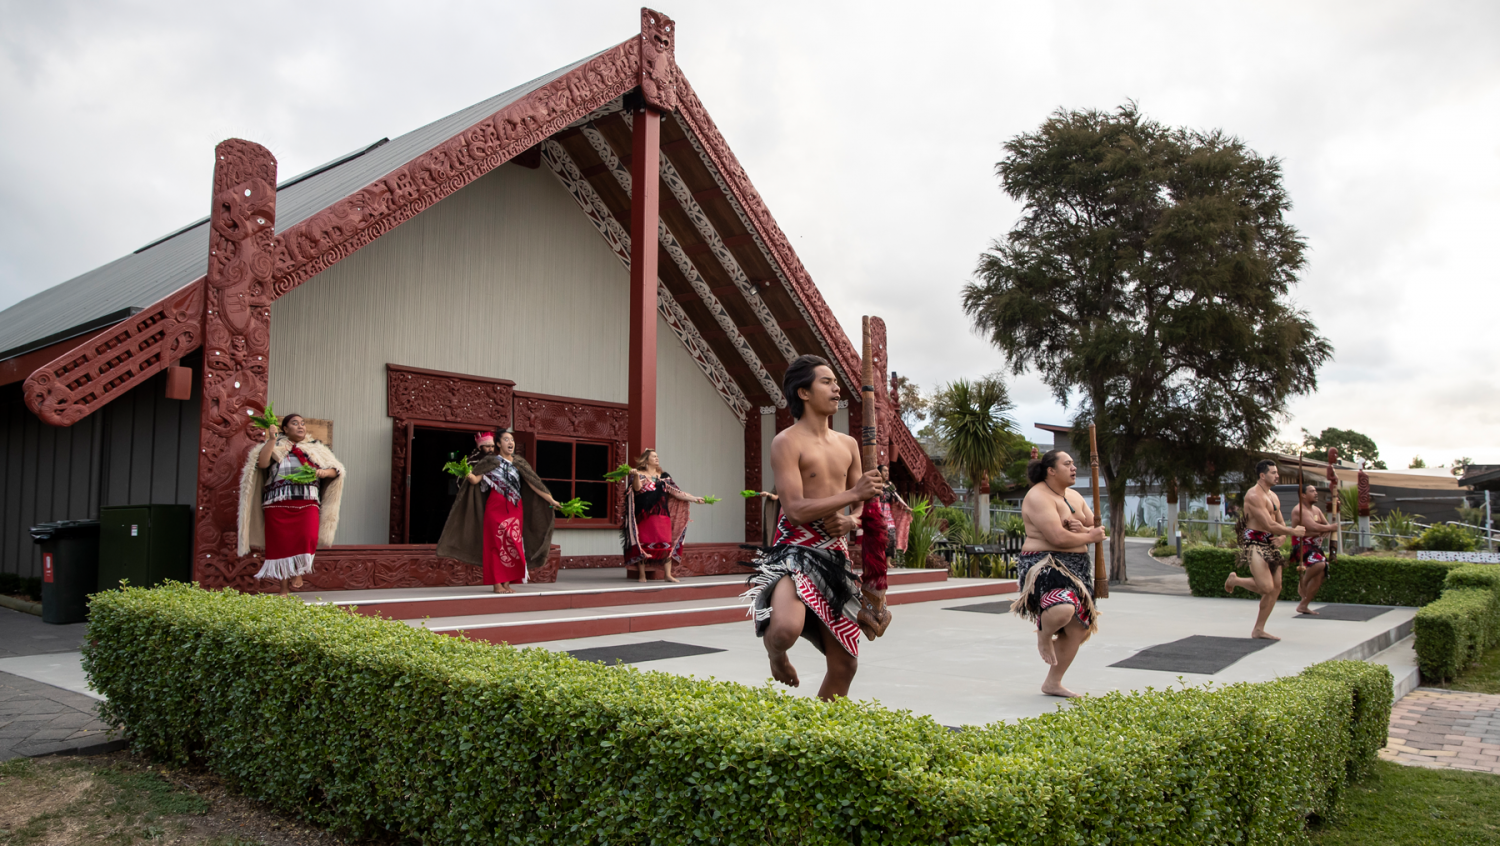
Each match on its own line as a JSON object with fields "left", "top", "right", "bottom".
{"left": 194, "top": 139, "right": 278, "bottom": 589}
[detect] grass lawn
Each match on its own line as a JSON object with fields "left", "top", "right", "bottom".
{"left": 1431, "top": 642, "right": 1500, "bottom": 695}
{"left": 0, "top": 752, "right": 349, "bottom": 845}
{"left": 1313, "top": 760, "right": 1500, "bottom": 845}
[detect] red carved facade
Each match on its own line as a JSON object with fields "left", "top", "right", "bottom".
{"left": 300, "top": 544, "right": 563, "bottom": 591}
{"left": 194, "top": 139, "right": 279, "bottom": 590}
{"left": 514, "top": 390, "right": 630, "bottom": 525}
{"left": 385, "top": 364, "right": 515, "bottom": 544}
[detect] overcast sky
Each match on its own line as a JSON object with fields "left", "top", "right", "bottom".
{"left": 2, "top": 1, "right": 1496, "bottom": 466}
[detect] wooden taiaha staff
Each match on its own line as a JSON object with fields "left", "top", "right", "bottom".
{"left": 1089, "top": 423, "right": 1109, "bottom": 598}
{"left": 856, "top": 316, "right": 892, "bottom": 638}
{"left": 1327, "top": 447, "right": 1340, "bottom": 556}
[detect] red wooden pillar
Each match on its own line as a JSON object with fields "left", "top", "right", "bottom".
{"left": 627, "top": 106, "right": 661, "bottom": 458}
{"left": 194, "top": 139, "right": 278, "bottom": 590}
{"left": 744, "top": 411, "right": 761, "bottom": 543}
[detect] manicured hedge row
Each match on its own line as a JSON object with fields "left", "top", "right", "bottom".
{"left": 1412, "top": 566, "right": 1500, "bottom": 682}
{"left": 86, "top": 583, "right": 1392, "bottom": 845}
{"left": 1183, "top": 547, "right": 1463, "bottom": 606}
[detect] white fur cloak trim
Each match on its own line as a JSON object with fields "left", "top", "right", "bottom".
{"left": 237, "top": 437, "right": 346, "bottom": 557}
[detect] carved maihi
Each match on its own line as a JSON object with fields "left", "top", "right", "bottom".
{"left": 639, "top": 8, "right": 678, "bottom": 111}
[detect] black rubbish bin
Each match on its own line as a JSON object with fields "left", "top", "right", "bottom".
{"left": 30, "top": 520, "right": 101, "bottom": 625}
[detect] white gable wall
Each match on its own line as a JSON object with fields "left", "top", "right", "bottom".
{"left": 269, "top": 161, "right": 744, "bottom": 551}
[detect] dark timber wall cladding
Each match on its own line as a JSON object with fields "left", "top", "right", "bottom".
{"left": 0, "top": 354, "right": 201, "bottom": 580}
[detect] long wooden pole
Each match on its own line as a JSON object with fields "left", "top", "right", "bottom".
{"left": 1089, "top": 424, "right": 1108, "bottom": 598}
{"left": 857, "top": 316, "right": 891, "bottom": 637}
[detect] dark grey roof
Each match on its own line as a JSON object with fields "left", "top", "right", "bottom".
{"left": 0, "top": 50, "right": 603, "bottom": 361}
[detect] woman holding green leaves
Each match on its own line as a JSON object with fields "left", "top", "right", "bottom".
{"left": 622, "top": 449, "right": 705, "bottom": 583}
{"left": 237, "top": 412, "right": 345, "bottom": 596}
{"left": 437, "top": 430, "right": 558, "bottom": 593}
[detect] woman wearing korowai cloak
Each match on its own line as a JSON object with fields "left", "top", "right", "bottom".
{"left": 622, "top": 449, "right": 706, "bottom": 583}
{"left": 437, "top": 431, "right": 558, "bottom": 594}
{"left": 238, "top": 413, "right": 346, "bottom": 596}
{"left": 1014, "top": 449, "right": 1105, "bottom": 698}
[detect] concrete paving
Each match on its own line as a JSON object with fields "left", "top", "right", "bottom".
{"left": 0, "top": 607, "right": 116, "bottom": 760}
{"left": 523, "top": 590, "right": 1416, "bottom": 726}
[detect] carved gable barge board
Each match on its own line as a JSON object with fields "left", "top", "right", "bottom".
{"left": 385, "top": 363, "right": 516, "bottom": 545}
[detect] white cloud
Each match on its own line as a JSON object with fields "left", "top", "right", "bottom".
{"left": 2, "top": 0, "right": 1497, "bottom": 460}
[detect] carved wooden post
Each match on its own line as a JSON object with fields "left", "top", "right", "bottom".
{"left": 1327, "top": 447, "right": 1341, "bottom": 556}
{"left": 744, "top": 410, "right": 761, "bottom": 543}
{"left": 626, "top": 8, "right": 677, "bottom": 459}
{"left": 194, "top": 139, "right": 277, "bottom": 590}
{"left": 1357, "top": 464, "right": 1372, "bottom": 550}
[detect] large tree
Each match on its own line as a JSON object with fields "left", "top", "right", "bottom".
{"left": 962, "top": 103, "right": 1332, "bottom": 582}
{"left": 1301, "top": 427, "right": 1386, "bottom": 469}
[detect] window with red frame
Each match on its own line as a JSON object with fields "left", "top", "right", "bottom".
{"left": 532, "top": 437, "right": 614, "bottom": 523}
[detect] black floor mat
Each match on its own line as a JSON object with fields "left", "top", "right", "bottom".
{"left": 1109, "top": 635, "right": 1277, "bottom": 675}
{"left": 945, "top": 601, "right": 1014, "bottom": 614}
{"left": 564, "top": 640, "right": 726, "bottom": 665}
{"left": 1295, "top": 604, "right": 1393, "bottom": 621}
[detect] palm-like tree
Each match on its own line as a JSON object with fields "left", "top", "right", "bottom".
{"left": 931, "top": 376, "right": 1017, "bottom": 521}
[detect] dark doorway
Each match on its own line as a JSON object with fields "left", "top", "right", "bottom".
{"left": 409, "top": 427, "right": 479, "bottom": 544}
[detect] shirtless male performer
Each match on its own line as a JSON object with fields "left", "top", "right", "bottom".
{"left": 744, "top": 354, "right": 881, "bottom": 700}
{"left": 1014, "top": 449, "right": 1106, "bottom": 698}
{"left": 1290, "top": 483, "right": 1337, "bottom": 615}
{"left": 1225, "top": 460, "right": 1306, "bottom": 640}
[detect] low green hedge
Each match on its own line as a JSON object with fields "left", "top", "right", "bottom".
{"left": 1183, "top": 547, "right": 1462, "bottom": 606}
{"left": 86, "top": 583, "right": 1392, "bottom": 845}
{"left": 1412, "top": 566, "right": 1500, "bottom": 682}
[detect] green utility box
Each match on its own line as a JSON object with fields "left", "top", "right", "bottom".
{"left": 99, "top": 505, "right": 193, "bottom": 591}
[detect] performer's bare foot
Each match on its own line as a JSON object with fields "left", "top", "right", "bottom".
{"left": 768, "top": 650, "right": 800, "bottom": 688}
{"left": 665, "top": 575, "right": 680, "bottom": 583}
{"left": 493, "top": 584, "right": 515, "bottom": 594}
{"left": 1224, "top": 573, "right": 1237, "bottom": 594}
{"left": 1296, "top": 603, "right": 1318, "bottom": 615}
{"left": 1251, "top": 629, "right": 1281, "bottom": 641}
{"left": 1036, "top": 630, "right": 1058, "bottom": 665}
{"left": 1040, "top": 682, "right": 1080, "bottom": 698}
{"left": 291, "top": 575, "right": 303, "bottom": 589}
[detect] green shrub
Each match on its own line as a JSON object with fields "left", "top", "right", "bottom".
{"left": 1183, "top": 548, "right": 1462, "bottom": 606}
{"left": 86, "top": 583, "right": 1392, "bottom": 845}
{"left": 1414, "top": 588, "right": 1500, "bottom": 681}
{"left": 1408, "top": 523, "right": 1478, "bottom": 552}
{"left": 0, "top": 573, "right": 42, "bottom": 600}
{"left": 1442, "top": 566, "right": 1500, "bottom": 650}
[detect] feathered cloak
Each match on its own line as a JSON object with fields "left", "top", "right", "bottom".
{"left": 237, "top": 437, "right": 346, "bottom": 557}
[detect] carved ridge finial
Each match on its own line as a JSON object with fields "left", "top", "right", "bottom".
{"left": 639, "top": 7, "right": 677, "bottom": 111}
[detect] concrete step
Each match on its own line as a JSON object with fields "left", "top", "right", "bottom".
{"left": 414, "top": 577, "right": 1017, "bottom": 646}
{"left": 329, "top": 567, "right": 950, "bottom": 621}
{"left": 1367, "top": 634, "right": 1420, "bottom": 702}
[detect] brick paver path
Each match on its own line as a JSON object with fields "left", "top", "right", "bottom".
{"left": 1380, "top": 688, "right": 1500, "bottom": 774}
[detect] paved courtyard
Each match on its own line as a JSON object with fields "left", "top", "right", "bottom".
{"left": 1380, "top": 688, "right": 1500, "bottom": 775}
{"left": 0, "top": 606, "right": 119, "bottom": 760}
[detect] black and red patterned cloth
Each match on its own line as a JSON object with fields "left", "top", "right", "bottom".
{"left": 1012, "top": 551, "right": 1097, "bottom": 634}
{"left": 746, "top": 514, "right": 863, "bottom": 657}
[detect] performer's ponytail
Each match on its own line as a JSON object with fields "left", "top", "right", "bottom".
{"left": 1026, "top": 450, "right": 1066, "bottom": 485}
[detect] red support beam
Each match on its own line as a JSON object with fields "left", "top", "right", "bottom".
{"left": 628, "top": 107, "right": 662, "bottom": 457}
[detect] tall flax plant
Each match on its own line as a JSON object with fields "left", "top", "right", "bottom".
{"left": 931, "top": 376, "right": 1016, "bottom": 513}
{"left": 903, "top": 497, "right": 938, "bottom": 569}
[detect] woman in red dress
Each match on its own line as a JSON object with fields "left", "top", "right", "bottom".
{"left": 238, "top": 413, "right": 345, "bottom": 596}
{"left": 461, "top": 431, "right": 559, "bottom": 593}
{"left": 623, "top": 449, "right": 705, "bottom": 583}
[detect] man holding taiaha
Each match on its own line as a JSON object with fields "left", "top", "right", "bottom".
{"left": 1225, "top": 459, "right": 1306, "bottom": 639}
{"left": 1290, "top": 483, "right": 1337, "bottom": 615}
{"left": 744, "top": 354, "right": 881, "bottom": 700}
{"left": 1013, "top": 450, "right": 1105, "bottom": 698}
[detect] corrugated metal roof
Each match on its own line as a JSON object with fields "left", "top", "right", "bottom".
{"left": 0, "top": 51, "right": 602, "bottom": 361}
